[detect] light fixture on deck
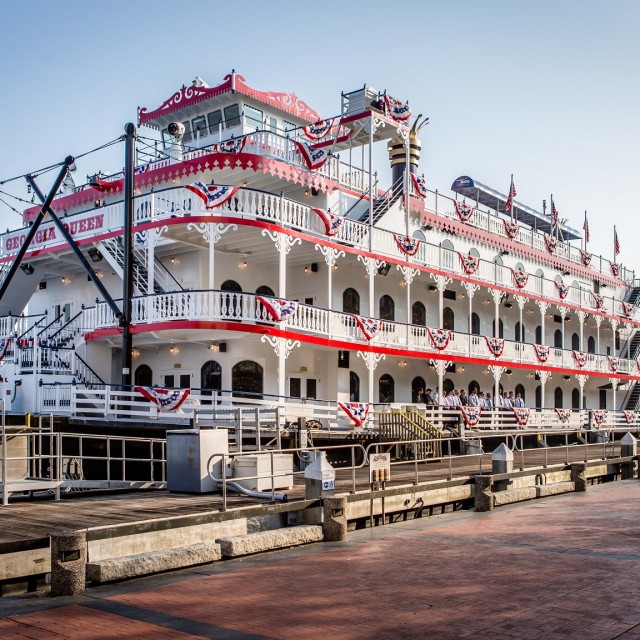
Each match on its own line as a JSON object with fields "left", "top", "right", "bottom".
{"left": 304, "top": 265, "right": 309, "bottom": 273}
{"left": 377, "top": 262, "right": 391, "bottom": 276}
{"left": 169, "top": 343, "right": 179, "bottom": 355}
{"left": 208, "top": 342, "right": 219, "bottom": 352}
{"left": 304, "top": 188, "right": 309, "bottom": 197}
{"left": 132, "top": 348, "right": 140, "bottom": 358}
{"left": 88, "top": 247, "right": 103, "bottom": 263}
{"left": 170, "top": 256, "right": 180, "bottom": 265}
{"left": 20, "top": 263, "right": 34, "bottom": 275}
{"left": 398, "top": 360, "right": 407, "bottom": 368}
{"left": 428, "top": 285, "right": 437, "bottom": 292}
{"left": 61, "top": 277, "right": 70, "bottom": 285}
{"left": 239, "top": 254, "right": 248, "bottom": 269}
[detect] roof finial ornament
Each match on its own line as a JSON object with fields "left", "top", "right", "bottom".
{"left": 411, "top": 114, "right": 430, "bottom": 135}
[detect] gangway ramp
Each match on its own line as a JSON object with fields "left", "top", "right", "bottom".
{"left": 378, "top": 410, "right": 444, "bottom": 459}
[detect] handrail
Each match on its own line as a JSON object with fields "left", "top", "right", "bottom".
{"left": 44, "top": 309, "right": 83, "bottom": 343}
{"left": 36, "top": 312, "right": 64, "bottom": 338}
{"left": 74, "top": 352, "right": 106, "bottom": 385}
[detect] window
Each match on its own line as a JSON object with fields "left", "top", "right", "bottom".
{"left": 443, "top": 307, "right": 454, "bottom": 331}
{"left": 412, "top": 301, "right": 426, "bottom": 326}
{"left": 181, "top": 120, "right": 193, "bottom": 143}
{"left": 306, "top": 379, "right": 317, "bottom": 400}
{"left": 350, "top": 371, "right": 360, "bottom": 402}
{"left": 201, "top": 360, "right": 222, "bottom": 405}
{"left": 412, "top": 376, "right": 426, "bottom": 402}
{"left": 515, "top": 322, "right": 525, "bottom": 342}
{"left": 343, "top": 288, "right": 360, "bottom": 314}
{"left": 244, "top": 105, "right": 263, "bottom": 129}
{"left": 493, "top": 255, "right": 503, "bottom": 266}
{"left": 283, "top": 120, "right": 296, "bottom": 134}
{"left": 468, "top": 380, "right": 480, "bottom": 396}
{"left": 192, "top": 115, "right": 207, "bottom": 140}
{"left": 164, "top": 374, "right": 174, "bottom": 387}
{"left": 443, "top": 378, "right": 455, "bottom": 394}
{"left": 222, "top": 280, "right": 243, "bottom": 318}
{"left": 380, "top": 295, "right": 395, "bottom": 321}
{"left": 222, "top": 280, "right": 242, "bottom": 292}
{"left": 134, "top": 364, "right": 152, "bottom": 387}
{"left": 492, "top": 318, "right": 504, "bottom": 338}
{"left": 554, "top": 387, "right": 563, "bottom": 409}
{"left": 256, "top": 285, "right": 275, "bottom": 297}
{"left": 515, "top": 384, "right": 525, "bottom": 402}
{"left": 471, "top": 313, "right": 480, "bottom": 336}
{"left": 268, "top": 117, "right": 278, "bottom": 133}
{"left": 587, "top": 336, "right": 596, "bottom": 354}
{"left": 572, "top": 388, "right": 580, "bottom": 409}
{"left": 290, "top": 377, "right": 301, "bottom": 398}
{"left": 207, "top": 110, "right": 223, "bottom": 134}
{"left": 379, "top": 374, "right": 394, "bottom": 403}
{"left": 441, "top": 239, "right": 454, "bottom": 251}
{"left": 469, "top": 248, "right": 480, "bottom": 257}
{"left": 535, "top": 325, "right": 542, "bottom": 344}
{"left": 571, "top": 332, "right": 580, "bottom": 350}
{"left": 232, "top": 361, "right": 263, "bottom": 399}
{"left": 535, "top": 385, "right": 542, "bottom": 409}
{"left": 224, "top": 104, "right": 241, "bottom": 128}
{"left": 599, "top": 389, "right": 607, "bottom": 409}
{"left": 554, "top": 329, "right": 562, "bottom": 348}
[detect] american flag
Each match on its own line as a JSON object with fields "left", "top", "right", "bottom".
{"left": 551, "top": 196, "right": 558, "bottom": 231}
{"left": 614, "top": 227, "right": 620, "bottom": 256}
{"left": 505, "top": 176, "right": 517, "bottom": 213}
{"left": 583, "top": 211, "right": 590, "bottom": 244}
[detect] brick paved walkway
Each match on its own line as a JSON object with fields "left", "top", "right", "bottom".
{"left": 3, "top": 481, "right": 640, "bottom": 639}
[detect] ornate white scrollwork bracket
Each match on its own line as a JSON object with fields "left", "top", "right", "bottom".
{"left": 461, "top": 281, "right": 479, "bottom": 299}
{"left": 396, "top": 265, "right": 419, "bottom": 286}
{"left": 537, "top": 300, "right": 550, "bottom": 315}
{"left": 575, "top": 374, "right": 588, "bottom": 389}
{"left": 261, "top": 335, "right": 300, "bottom": 359}
{"left": 490, "top": 289, "right": 503, "bottom": 305}
{"left": 430, "top": 359, "right": 452, "bottom": 377}
{"left": 537, "top": 370, "right": 551, "bottom": 385}
{"left": 135, "top": 224, "right": 167, "bottom": 246}
{"left": 514, "top": 294, "right": 527, "bottom": 311}
{"left": 357, "top": 255, "right": 387, "bottom": 278}
{"left": 357, "top": 350, "right": 386, "bottom": 371}
{"left": 262, "top": 229, "right": 301, "bottom": 254}
{"left": 488, "top": 365, "right": 506, "bottom": 382}
{"left": 315, "top": 244, "right": 345, "bottom": 268}
{"left": 187, "top": 221, "right": 238, "bottom": 244}
{"left": 429, "top": 273, "right": 452, "bottom": 292}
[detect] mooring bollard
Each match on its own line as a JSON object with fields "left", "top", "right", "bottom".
{"left": 474, "top": 475, "right": 494, "bottom": 512}
{"left": 50, "top": 530, "right": 87, "bottom": 596}
{"left": 492, "top": 443, "right": 513, "bottom": 475}
{"left": 620, "top": 432, "right": 637, "bottom": 480}
{"left": 323, "top": 495, "right": 348, "bottom": 541}
{"left": 570, "top": 463, "right": 587, "bottom": 492}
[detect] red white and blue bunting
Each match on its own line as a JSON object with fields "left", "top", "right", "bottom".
{"left": 186, "top": 182, "right": 238, "bottom": 209}
{"left": 592, "top": 409, "right": 607, "bottom": 425}
{"left": 215, "top": 137, "right": 247, "bottom": 154}
{"left": 623, "top": 302, "right": 634, "bottom": 318}
{"left": 0, "top": 338, "right": 11, "bottom": 362}
{"left": 338, "top": 402, "right": 370, "bottom": 427}
{"left": 624, "top": 410, "right": 638, "bottom": 425}
{"left": 555, "top": 408, "right": 571, "bottom": 423}
{"left": 135, "top": 386, "right": 190, "bottom": 412}
{"left": 460, "top": 405, "right": 482, "bottom": 427}
{"left": 427, "top": 328, "right": 451, "bottom": 351}
{"left": 394, "top": 234, "right": 420, "bottom": 256}
{"left": 607, "top": 356, "right": 620, "bottom": 373}
{"left": 573, "top": 350, "right": 588, "bottom": 368}
{"left": 512, "top": 407, "right": 530, "bottom": 427}
{"left": 453, "top": 201, "right": 475, "bottom": 222}
{"left": 611, "top": 263, "right": 621, "bottom": 277}
{"left": 384, "top": 95, "right": 411, "bottom": 122}
{"left": 592, "top": 293, "right": 604, "bottom": 310}
{"left": 485, "top": 336, "right": 505, "bottom": 358}
{"left": 355, "top": 315, "right": 382, "bottom": 341}
{"left": 511, "top": 268, "right": 529, "bottom": 289}
{"left": 312, "top": 208, "right": 345, "bottom": 237}
{"left": 503, "top": 219, "right": 520, "bottom": 239}
{"left": 544, "top": 234, "right": 558, "bottom": 254}
{"left": 410, "top": 173, "right": 428, "bottom": 198}
{"left": 533, "top": 344, "right": 550, "bottom": 363}
{"left": 295, "top": 141, "right": 330, "bottom": 170}
{"left": 555, "top": 281, "right": 569, "bottom": 299}
{"left": 458, "top": 252, "right": 480, "bottom": 275}
{"left": 580, "top": 250, "right": 592, "bottom": 267}
{"left": 303, "top": 118, "right": 335, "bottom": 141}
{"left": 257, "top": 296, "right": 298, "bottom": 322}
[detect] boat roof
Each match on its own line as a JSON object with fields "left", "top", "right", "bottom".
{"left": 451, "top": 175, "right": 582, "bottom": 241}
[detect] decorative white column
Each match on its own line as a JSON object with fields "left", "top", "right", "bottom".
{"left": 537, "top": 301, "right": 549, "bottom": 344}
{"left": 187, "top": 222, "right": 237, "bottom": 290}
{"left": 537, "top": 370, "right": 551, "bottom": 409}
{"left": 261, "top": 335, "right": 300, "bottom": 401}
{"left": 430, "top": 274, "right": 452, "bottom": 328}
{"left": 358, "top": 351, "right": 386, "bottom": 416}
{"left": 611, "top": 319, "right": 619, "bottom": 356}
{"left": 430, "top": 359, "right": 452, "bottom": 405}
{"left": 489, "top": 365, "right": 506, "bottom": 410}
{"left": 577, "top": 311, "right": 587, "bottom": 352}
{"left": 358, "top": 255, "right": 387, "bottom": 317}
{"left": 575, "top": 374, "right": 588, "bottom": 410}
{"left": 490, "top": 289, "right": 503, "bottom": 337}
{"left": 262, "top": 230, "right": 301, "bottom": 298}
{"left": 515, "top": 294, "right": 527, "bottom": 344}
{"left": 594, "top": 315, "right": 603, "bottom": 354}
{"left": 557, "top": 307, "right": 568, "bottom": 365}
{"left": 610, "top": 377, "right": 619, "bottom": 411}
{"left": 316, "top": 244, "right": 345, "bottom": 309}
{"left": 397, "top": 265, "right": 419, "bottom": 346}
{"left": 462, "top": 281, "right": 479, "bottom": 353}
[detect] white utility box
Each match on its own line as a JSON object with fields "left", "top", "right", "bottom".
{"left": 233, "top": 453, "right": 294, "bottom": 491}
{"left": 166, "top": 429, "right": 229, "bottom": 493}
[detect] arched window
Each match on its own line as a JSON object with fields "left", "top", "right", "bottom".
{"left": 443, "top": 378, "right": 455, "bottom": 394}
{"left": 380, "top": 295, "right": 395, "bottom": 321}
{"left": 515, "top": 262, "right": 525, "bottom": 272}
{"left": 412, "top": 376, "right": 426, "bottom": 402}
{"left": 350, "top": 372, "right": 360, "bottom": 402}
{"left": 412, "top": 301, "right": 426, "bottom": 326}
{"left": 255, "top": 285, "right": 275, "bottom": 297}
{"left": 441, "top": 239, "right": 454, "bottom": 251}
{"left": 232, "top": 360, "right": 263, "bottom": 399}
{"left": 134, "top": 364, "right": 152, "bottom": 386}
{"left": 492, "top": 318, "right": 504, "bottom": 338}
{"left": 201, "top": 360, "right": 222, "bottom": 404}
{"left": 343, "top": 288, "right": 360, "bottom": 314}
{"left": 587, "top": 336, "right": 596, "bottom": 354}
{"left": 493, "top": 255, "right": 503, "bottom": 266}
{"left": 515, "top": 322, "right": 525, "bottom": 342}
{"left": 535, "top": 269, "right": 544, "bottom": 294}
{"left": 443, "top": 307, "right": 455, "bottom": 331}
{"left": 468, "top": 380, "right": 480, "bottom": 396}
{"left": 515, "top": 383, "right": 525, "bottom": 403}
{"left": 535, "top": 385, "right": 542, "bottom": 409}
{"left": 221, "top": 279, "right": 242, "bottom": 292}
{"left": 222, "top": 280, "right": 243, "bottom": 318}
{"left": 554, "top": 386, "right": 563, "bottom": 409}
{"left": 379, "top": 374, "right": 394, "bottom": 403}
{"left": 571, "top": 332, "right": 580, "bottom": 350}
{"left": 554, "top": 329, "right": 563, "bottom": 348}
{"left": 616, "top": 330, "right": 621, "bottom": 351}
{"left": 469, "top": 248, "right": 480, "bottom": 257}
{"left": 413, "top": 230, "right": 426, "bottom": 241}
{"left": 572, "top": 388, "right": 580, "bottom": 409}
{"left": 535, "top": 325, "right": 542, "bottom": 344}
{"left": 471, "top": 313, "right": 480, "bottom": 336}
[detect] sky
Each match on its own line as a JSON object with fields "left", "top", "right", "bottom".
{"left": 0, "top": 0, "right": 638, "bottom": 271}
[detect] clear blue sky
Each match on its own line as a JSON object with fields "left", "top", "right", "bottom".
{"left": 1, "top": 0, "right": 638, "bottom": 271}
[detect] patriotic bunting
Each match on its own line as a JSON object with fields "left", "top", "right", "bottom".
{"left": 592, "top": 409, "right": 607, "bottom": 426}
{"left": 295, "top": 141, "right": 330, "bottom": 170}
{"left": 511, "top": 268, "right": 529, "bottom": 289}
{"left": 533, "top": 344, "right": 550, "bottom": 363}
{"left": 512, "top": 407, "right": 530, "bottom": 427}
{"left": 410, "top": 173, "right": 428, "bottom": 198}
{"left": 555, "top": 408, "right": 571, "bottom": 423}
{"left": 624, "top": 410, "right": 638, "bottom": 425}
{"left": 458, "top": 252, "right": 480, "bottom": 275}
{"left": 303, "top": 118, "right": 334, "bottom": 141}
{"left": 485, "top": 336, "right": 505, "bottom": 358}
{"left": 555, "top": 281, "right": 569, "bottom": 299}
{"left": 460, "top": 405, "right": 482, "bottom": 427}
{"left": 216, "top": 137, "right": 247, "bottom": 154}
{"left": 383, "top": 95, "right": 411, "bottom": 122}
{"left": 135, "top": 386, "right": 190, "bottom": 412}
{"left": 544, "top": 234, "right": 558, "bottom": 254}
{"left": 580, "top": 250, "right": 592, "bottom": 267}
{"left": 338, "top": 402, "right": 370, "bottom": 427}
{"left": 503, "top": 219, "right": 520, "bottom": 239}
{"left": 573, "top": 350, "right": 588, "bottom": 368}
{"left": 186, "top": 181, "right": 238, "bottom": 209}
{"left": 427, "top": 328, "right": 451, "bottom": 350}
{"left": 453, "top": 201, "right": 475, "bottom": 222}
{"left": 592, "top": 293, "right": 604, "bottom": 310}
{"left": 607, "top": 356, "right": 620, "bottom": 373}
{"left": 312, "top": 208, "right": 345, "bottom": 237}
{"left": 622, "top": 302, "right": 634, "bottom": 318}
{"left": 394, "top": 234, "right": 420, "bottom": 256}
{"left": 257, "top": 296, "right": 298, "bottom": 322}
{"left": 611, "top": 263, "right": 621, "bottom": 277}
{"left": 354, "top": 315, "right": 382, "bottom": 341}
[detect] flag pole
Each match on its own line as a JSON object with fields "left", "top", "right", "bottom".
{"left": 510, "top": 174, "right": 514, "bottom": 222}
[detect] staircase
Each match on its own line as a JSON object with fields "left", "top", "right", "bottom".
{"left": 378, "top": 410, "right": 444, "bottom": 460}
{"left": 358, "top": 176, "right": 404, "bottom": 226}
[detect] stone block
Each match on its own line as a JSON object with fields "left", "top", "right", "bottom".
{"left": 218, "top": 525, "right": 323, "bottom": 558}
{"left": 536, "top": 481, "right": 574, "bottom": 497}
{"left": 570, "top": 463, "right": 587, "bottom": 492}
{"left": 474, "top": 475, "right": 493, "bottom": 512}
{"left": 323, "top": 496, "right": 348, "bottom": 541}
{"left": 493, "top": 486, "right": 537, "bottom": 506}
{"left": 50, "top": 530, "right": 86, "bottom": 597}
